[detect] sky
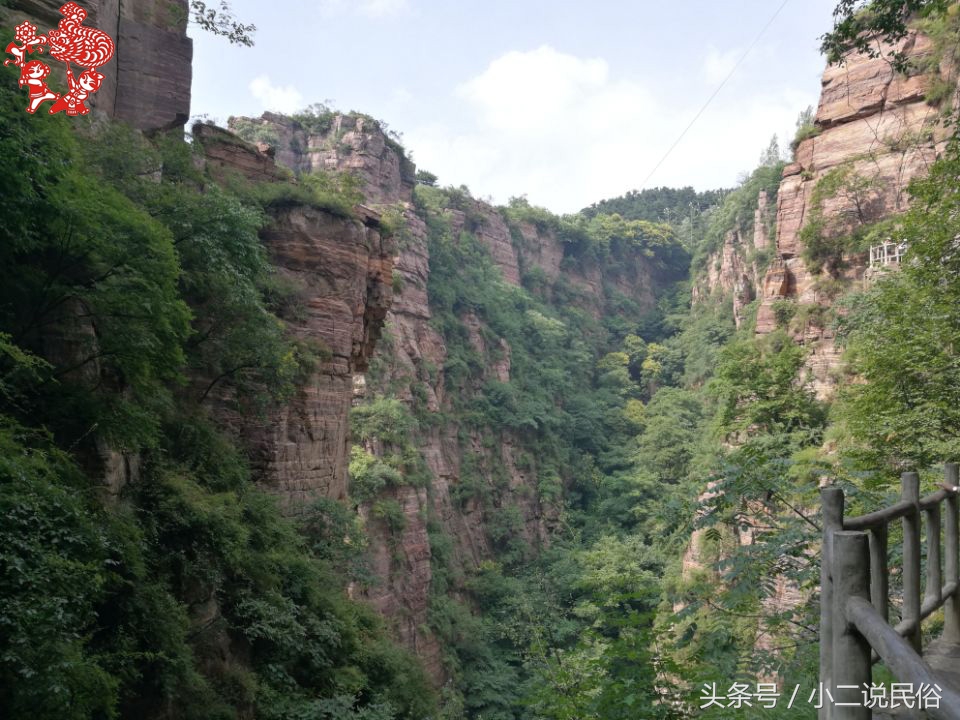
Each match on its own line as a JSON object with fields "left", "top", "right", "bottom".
{"left": 190, "top": 0, "right": 839, "bottom": 214}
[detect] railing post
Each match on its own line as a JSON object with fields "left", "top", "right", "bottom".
{"left": 945, "top": 463, "right": 960, "bottom": 643}
{"left": 821, "top": 486, "right": 844, "bottom": 720}
{"left": 869, "top": 524, "right": 888, "bottom": 622}
{"left": 925, "top": 502, "right": 942, "bottom": 607}
{"left": 832, "top": 531, "right": 872, "bottom": 720}
{"left": 902, "top": 471, "right": 922, "bottom": 652}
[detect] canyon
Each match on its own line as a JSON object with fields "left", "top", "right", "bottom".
{"left": 695, "top": 29, "right": 954, "bottom": 399}
{"left": 211, "top": 109, "right": 668, "bottom": 678}
{"left": 3, "top": 0, "right": 958, "bottom": 715}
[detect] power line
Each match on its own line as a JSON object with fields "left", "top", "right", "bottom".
{"left": 638, "top": 0, "right": 792, "bottom": 190}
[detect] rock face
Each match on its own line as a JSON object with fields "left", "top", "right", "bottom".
{"left": 3, "top": 0, "right": 193, "bottom": 131}
{"left": 681, "top": 37, "right": 957, "bottom": 672}
{"left": 234, "top": 112, "right": 416, "bottom": 204}
{"left": 753, "top": 191, "right": 771, "bottom": 250}
{"left": 692, "top": 227, "right": 759, "bottom": 329}
{"left": 225, "top": 111, "right": 663, "bottom": 681}
{"left": 449, "top": 202, "right": 522, "bottom": 286}
{"left": 755, "top": 31, "right": 952, "bottom": 398}
{"left": 194, "top": 124, "right": 394, "bottom": 506}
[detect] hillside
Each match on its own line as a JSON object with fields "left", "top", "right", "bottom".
{"left": 3, "top": 1, "right": 960, "bottom": 719}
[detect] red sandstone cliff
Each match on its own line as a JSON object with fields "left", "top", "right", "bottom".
{"left": 695, "top": 31, "right": 954, "bottom": 399}
{"left": 193, "top": 123, "right": 395, "bottom": 507}
{"left": 3, "top": 0, "right": 193, "bottom": 131}
{"left": 758, "top": 31, "right": 953, "bottom": 398}
{"left": 679, "top": 28, "right": 959, "bottom": 679}
{"left": 225, "top": 111, "right": 663, "bottom": 679}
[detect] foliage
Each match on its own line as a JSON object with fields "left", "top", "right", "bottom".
{"left": 834, "top": 144, "right": 960, "bottom": 470}
{"left": 581, "top": 186, "right": 726, "bottom": 225}
{"left": 228, "top": 116, "right": 280, "bottom": 145}
{"left": 821, "top": 0, "right": 950, "bottom": 70}
{"left": 657, "top": 329, "right": 827, "bottom": 707}
{"left": 798, "top": 162, "right": 883, "bottom": 272}
{"left": 711, "top": 331, "right": 824, "bottom": 437}
{"left": 0, "top": 421, "right": 122, "bottom": 719}
{"left": 290, "top": 103, "right": 337, "bottom": 134}
{"left": 0, "top": 87, "right": 191, "bottom": 450}
{"left": 693, "top": 163, "right": 783, "bottom": 273}
{"left": 189, "top": 1, "right": 257, "bottom": 46}
{"left": 223, "top": 164, "right": 364, "bottom": 219}
{"left": 792, "top": 120, "right": 822, "bottom": 152}
{"left": 350, "top": 447, "right": 404, "bottom": 503}
{"left": 503, "top": 196, "right": 689, "bottom": 275}
{"left": 759, "top": 135, "right": 785, "bottom": 166}
{"left": 416, "top": 170, "right": 439, "bottom": 187}
{"left": 0, "top": 76, "right": 434, "bottom": 720}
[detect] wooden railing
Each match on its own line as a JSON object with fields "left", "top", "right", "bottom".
{"left": 868, "top": 240, "right": 908, "bottom": 269}
{"left": 820, "top": 464, "right": 960, "bottom": 719}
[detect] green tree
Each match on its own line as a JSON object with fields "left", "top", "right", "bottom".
{"left": 190, "top": 1, "right": 257, "bottom": 45}
{"left": 821, "top": 0, "right": 950, "bottom": 70}
{"left": 835, "top": 146, "right": 960, "bottom": 470}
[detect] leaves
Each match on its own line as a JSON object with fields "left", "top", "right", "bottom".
{"left": 189, "top": 1, "right": 257, "bottom": 46}
{"left": 835, "top": 143, "right": 960, "bottom": 470}
{"left": 820, "top": 0, "right": 951, "bottom": 70}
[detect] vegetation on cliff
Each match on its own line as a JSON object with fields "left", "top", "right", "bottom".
{"left": 0, "top": 75, "right": 432, "bottom": 720}
{"left": 6, "top": 2, "right": 960, "bottom": 718}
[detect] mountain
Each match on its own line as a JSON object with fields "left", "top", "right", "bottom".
{"left": 2, "top": 1, "right": 959, "bottom": 717}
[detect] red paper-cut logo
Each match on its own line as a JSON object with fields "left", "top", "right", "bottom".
{"left": 4, "top": 2, "right": 115, "bottom": 116}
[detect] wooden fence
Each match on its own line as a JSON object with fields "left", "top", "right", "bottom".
{"left": 868, "top": 240, "right": 908, "bottom": 269}
{"left": 820, "top": 464, "right": 960, "bottom": 719}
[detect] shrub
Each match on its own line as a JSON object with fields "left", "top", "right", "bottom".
{"left": 771, "top": 299, "right": 797, "bottom": 328}
{"left": 228, "top": 116, "right": 280, "bottom": 145}
{"left": 792, "top": 122, "right": 822, "bottom": 150}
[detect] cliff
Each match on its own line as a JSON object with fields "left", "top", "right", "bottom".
{"left": 3, "top": 0, "right": 192, "bottom": 131}
{"left": 693, "top": 30, "right": 954, "bottom": 400}
{"left": 691, "top": 213, "right": 767, "bottom": 330}
{"left": 758, "top": 30, "right": 953, "bottom": 398}
{"left": 671, "top": 25, "right": 960, "bottom": 694}
{"left": 226, "top": 111, "right": 667, "bottom": 681}
{"left": 193, "top": 123, "right": 395, "bottom": 507}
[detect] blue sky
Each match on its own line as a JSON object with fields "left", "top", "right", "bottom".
{"left": 191, "top": 0, "right": 838, "bottom": 213}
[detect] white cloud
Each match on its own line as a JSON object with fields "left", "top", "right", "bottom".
{"left": 456, "top": 46, "right": 614, "bottom": 133}
{"left": 702, "top": 46, "right": 742, "bottom": 85}
{"left": 405, "top": 46, "right": 818, "bottom": 213}
{"left": 249, "top": 74, "right": 304, "bottom": 114}
{"left": 392, "top": 86, "right": 414, "bottom": 105}
{"left": 317, "top": 0, "right": 409, "bottom": 18}
{"left": 358, "top": 0, "right": 409, "bottom": 18}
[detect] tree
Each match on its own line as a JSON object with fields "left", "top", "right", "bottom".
{"left": 835, "top": 146, "right": 960, "bottom": 470}
{"left": 415, "top": 169, "right": 438, "bottom": 187}
{"left": 821, "top": 0, "right": 950, "bottom": 70}
{"left": 711, "top": 331, "right": 824, "bottom": 437}
{"left": 190, "top": 1, "right": 257, "bottom": 46}
{"left": 759, "top": 135, "right": 783, "bottom": 167}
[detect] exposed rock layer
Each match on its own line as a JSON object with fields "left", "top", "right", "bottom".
{"left": 4, "top": 0, "right": 193, "bottom": 131}
{"left": 194, "top": 124, "right": 394, "bottom": 507}
{"left": 701, "top": 32, "right": 951, "bottom": 399}
{"left": 225, "top": 111, "right": 663, "bottom": 680}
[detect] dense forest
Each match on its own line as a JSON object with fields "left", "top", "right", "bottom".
{"left": 2, "top": 1, "right": 960, "bottom": 719}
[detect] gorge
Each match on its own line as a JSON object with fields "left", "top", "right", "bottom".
{"left": 2, "top": 1, "right": 960, "bottom": 719}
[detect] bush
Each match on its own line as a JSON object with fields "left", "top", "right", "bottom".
{"left": 228, "top": 116, "right": 280, "bottom": 145}
{"left": 349, "top": 446, "right": 404, "bottom": 503}
{"left": 771, "top": 299, "right": 797, "bottom": 328}
{"left": 792, "top": 122, "right": 821, "bottom": 150}
{"left": 799, "top": 163, "right": 883, "bottom": 272}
